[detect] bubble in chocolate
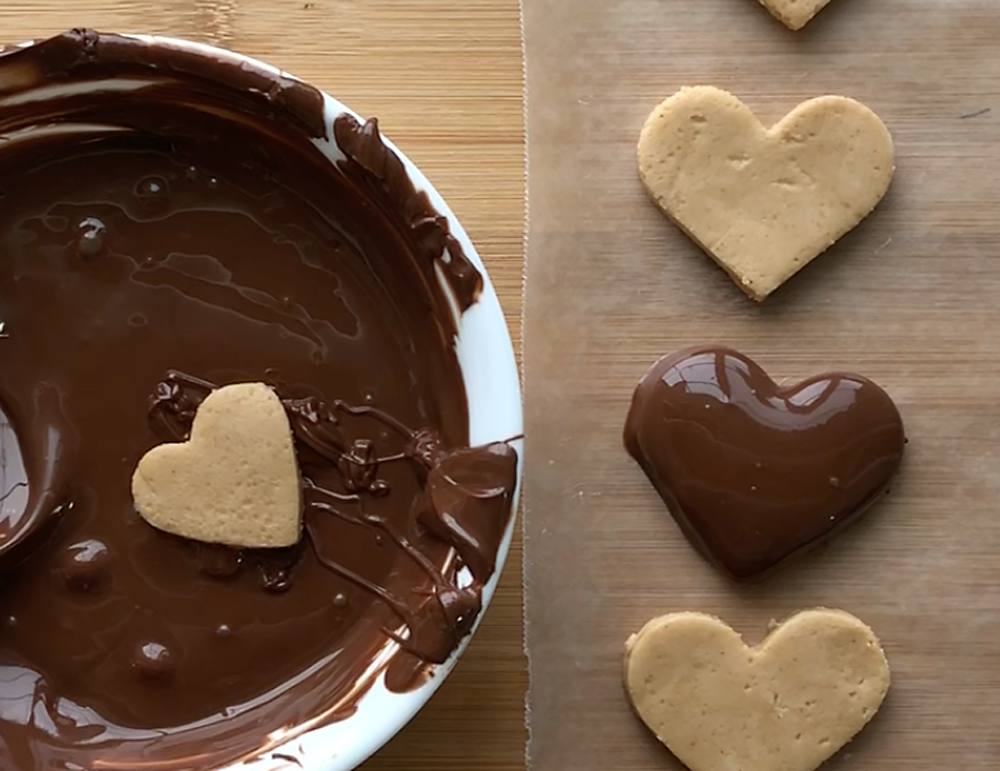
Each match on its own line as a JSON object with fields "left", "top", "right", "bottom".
{"left": 5, "top": 615, "right": 17, "bottom": 629}
{"left": 215, "top": 624, "right": 232, "bottom": 639}
{"left": 207, "top": 177, "right": 219, "bottom": 190}
{"left": 134, "top": 175, "right": 170, "bottom": 215}
{"left": 135, "top": 175, "right": 168, "bottom": 199}
{"left": 333, "top": 592, "right": 348, "bottom": 607}
{"left": 260, "top": 568, "right": 293, "bottom": 594}
{"left": 75, "top": 217, "right": 107, "bottom": 259}
{"left": 131, "top": 641, "right": 176, "bottom": 684}
{"left": 60, "top": 539, "right": 111, "bottom": 592}
{"left": 193, "top": 543, "right": 244, "bottom": 578}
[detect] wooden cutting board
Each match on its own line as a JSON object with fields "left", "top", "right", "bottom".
{"left": 522, "top": 1, "right": 1000, "bottom": 770}
{"left": 0, "top": 3, "right": 525, "bottom": 770}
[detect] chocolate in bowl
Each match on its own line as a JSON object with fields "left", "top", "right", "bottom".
{"left": 0, "top": 30, "right": 522, "bottom": 771}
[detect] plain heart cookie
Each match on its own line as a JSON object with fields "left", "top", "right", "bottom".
{"left": 624, "top": 609, "right": 890, "bottom": 771}
{"left": 638, "top": 87, "right": 894, "bottom": 301}
{"left": 756, "top": 0, "right": 833, "bottom": 30}
{"left": 132, "top": 382, "right": 302, "bottom": 548}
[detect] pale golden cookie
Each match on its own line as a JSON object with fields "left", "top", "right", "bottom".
{"left": 132, "top": 382, "right": 302, "bottom": 548}
{"left": 638, "top": 86, "right": 894, "bottom": 301}
{"left": 624, "top": 609, "right": 889, "bottom": 771}
{"left": 757, "top": 0, "right": 833, "bottom": 30}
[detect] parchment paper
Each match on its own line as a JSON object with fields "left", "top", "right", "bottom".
{"left": 522, "top": 1, "right": 1000, "bottom": 768}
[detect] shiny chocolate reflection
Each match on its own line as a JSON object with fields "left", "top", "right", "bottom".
{"left": 625, "top": 346, "right": 905, "bottom": 581}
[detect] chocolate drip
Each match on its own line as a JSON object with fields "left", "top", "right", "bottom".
{"left": 422, "top": 443, "right": 519, "bottom": 583}
{"left": 624, "top": 346, "right": 905, "bottom": 581}
{"left": 149, "top": 370, "right": 214, "bottom": 440}
{"left": 334, "top": 115, "right": 484, "bottom": 316}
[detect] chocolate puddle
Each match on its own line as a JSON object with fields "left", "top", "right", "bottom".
{"left": 624, "top": 346, "right": 905, "bottom": 581}
{"left": 0, "top": 29, "right": 517, "bottom": 771}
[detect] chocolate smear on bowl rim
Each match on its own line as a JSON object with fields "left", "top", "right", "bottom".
{"left": 0, "top": 28, "right": 518, "bottom": 771}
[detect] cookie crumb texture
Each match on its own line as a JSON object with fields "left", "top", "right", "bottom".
{"left": 638, "top": 86, "right": 894, "bottom": 301}
{"left": 757, "top": 0, "right": 834, "bottom": 30}
{"left": 132, "top": 382, "right": 302, "bottom": 549}
{"left": 624, "top": 609, "right": 889, "bottom": 771}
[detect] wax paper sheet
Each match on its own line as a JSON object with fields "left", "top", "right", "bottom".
{"left": 522, "top": 1, "right": 1000, "bottom": 768}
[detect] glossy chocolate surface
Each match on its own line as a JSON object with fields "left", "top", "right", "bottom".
{"left": 624, "top": 346, "right": 905, "bottom": 581}
{"left": 0, "top": 29, "right": 517, "bottom": 770}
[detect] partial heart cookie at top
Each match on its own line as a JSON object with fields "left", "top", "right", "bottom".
{"left": 638, "top": 87, "right": 893, "bottom": 301}
{"left": 624, "top": 346, "right": 905, "bottom": 580}
{"left": 756, "top": 0, "right": 833, "bottom": 30}
{"left": 132, "top": 382, "right": 302, "bottom": 549}
{"left": 624, "top": 609, "right": 890, "bottom": 771}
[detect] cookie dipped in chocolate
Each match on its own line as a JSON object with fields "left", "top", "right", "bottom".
{"left": 0, "top": 29, "right": 518, "bottom": 771}
{"left": 624, "top": 346, "right": 905, "bottom": 581}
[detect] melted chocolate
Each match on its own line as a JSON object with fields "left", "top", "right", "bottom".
{"left": 151, "top": 371, "right": 515, "bottom": 665}
{"left": 333, "top": 115, "right": 484, "bottom": 318}
{"left": 624, "top": 346, "right": 905, "bottom": 581}
{"left": 422, "top": 444, "right": 519, "bottom": 584}
{"left": 0, "top": 29, "right": 517, "bottom": 771}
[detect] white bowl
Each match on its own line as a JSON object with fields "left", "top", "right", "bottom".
{"left": 6, "top": 33, "right": 523, "bottom": 771}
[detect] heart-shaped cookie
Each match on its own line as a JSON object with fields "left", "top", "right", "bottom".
{"left": 756, "top": 0, "right": 833, "bottom": 30}
{"left": 624, "top": 609, "right": 889, "bottom": 771}
{"left": 132, "top": 382, "right": 302, "bottom": 548}
{"left": 638, "top": 87, "right": 893, "bottom": 301}
{"left": 624, "top": 346, "right": 905, "bottom": 580}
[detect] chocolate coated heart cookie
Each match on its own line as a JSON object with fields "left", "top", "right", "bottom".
{"left": 624, "top": 347, "right": 905, "bottom": 580}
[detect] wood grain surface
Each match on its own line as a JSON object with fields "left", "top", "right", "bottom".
{"left": 522, "top": 1, "right": 1000, "bottom": 770}
{"left": 0, "top": 2, "right": 525, "bottom": 770}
